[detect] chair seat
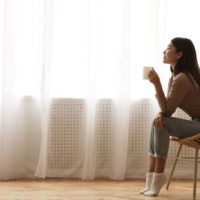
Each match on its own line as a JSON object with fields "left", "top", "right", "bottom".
{"left": 170, "top": 133, "right": 200, "bottom": 149}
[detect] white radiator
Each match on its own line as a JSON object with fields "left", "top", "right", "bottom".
{"left": 47, "top": 98, "right": 198, "bottom": 179}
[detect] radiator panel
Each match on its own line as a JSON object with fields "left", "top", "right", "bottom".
{"left": 48, "top": 98, "right": 197, "bottom": 178}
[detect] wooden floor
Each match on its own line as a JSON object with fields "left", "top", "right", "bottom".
{"left": 0, "top": 179, "right": 199, "bottom": 200}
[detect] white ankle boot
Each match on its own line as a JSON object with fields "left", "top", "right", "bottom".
{"left": 143, "top": 172, "right": 167, "bottom": 196}
{"left": 140, "top": 172, "right": 153, "bottom": 194}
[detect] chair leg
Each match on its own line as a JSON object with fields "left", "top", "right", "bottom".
{"left": 166, "top": 144, "right": 182, "bottom": 190}
{"left": 193, "top": 148, "right": 198, "bottom": 200}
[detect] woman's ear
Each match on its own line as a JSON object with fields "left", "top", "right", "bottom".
{"left": 176, "top": 51, "right": 183, "bottom": 60}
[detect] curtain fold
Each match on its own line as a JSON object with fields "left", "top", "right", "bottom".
{"left": 0, "top": 0, "right": 25, "bottom": 180}
{"left": 111, "top": 0, "right": 130, "bottom": 180}
{"left": 35, "top": 0, "right": 54, "bottom": 178}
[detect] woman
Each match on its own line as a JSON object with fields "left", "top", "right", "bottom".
{"left": 141, "top": 37, "right": 200, "bottom": 196}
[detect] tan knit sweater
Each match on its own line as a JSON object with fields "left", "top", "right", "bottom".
{"left": 156, "top": 72, "right": 200, "bottom": 117}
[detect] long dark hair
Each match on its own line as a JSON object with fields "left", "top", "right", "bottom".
{"left": 170, "top": 37, "right": 200, "bottom": 86}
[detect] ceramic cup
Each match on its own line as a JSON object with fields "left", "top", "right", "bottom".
{"left": 143, "top": 66, "right": 153, "bottom": 79}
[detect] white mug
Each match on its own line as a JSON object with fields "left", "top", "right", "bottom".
{"left": 143, "top": 66, "right": 153, "bottom": 79}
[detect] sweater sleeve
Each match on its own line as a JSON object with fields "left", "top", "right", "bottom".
{"left": 156, "top": 73, "right": 191, "bottom": 116}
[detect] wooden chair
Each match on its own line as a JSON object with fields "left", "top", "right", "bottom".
{"left": 166, "top": 133, "right": 200, "bottom": 200}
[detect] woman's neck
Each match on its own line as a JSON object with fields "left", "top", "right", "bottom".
{"left": 170, "top": 64, "right": 176, "bottom": 70}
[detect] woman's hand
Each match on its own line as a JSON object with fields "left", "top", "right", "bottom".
{"left": 154, "top": 112, "right": 165, "bottom": 128}
{"left": 147, "top": 68, "right": 160, "bottom": 85}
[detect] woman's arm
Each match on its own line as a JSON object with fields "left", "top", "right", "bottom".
{"left": 148, "top": 69, "right": 190, "bottom": 116}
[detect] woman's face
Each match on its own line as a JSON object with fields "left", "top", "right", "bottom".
{"left": 163, "top": 42, "right": 182, "bottom": 68}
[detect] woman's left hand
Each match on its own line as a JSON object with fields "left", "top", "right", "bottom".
{"left": 154, "top": 112, "right": 165, "bottom": 128}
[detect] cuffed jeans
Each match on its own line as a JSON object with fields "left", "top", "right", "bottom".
{"left": 149, "top": 117, "right": 200, "bottom": 159}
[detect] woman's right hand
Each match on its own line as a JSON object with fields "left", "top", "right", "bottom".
{"left": 154, "top": 112, "right": 165, "bottom": 128}
{"left": 148, "top": 68, "right": 160, "bottom": 85}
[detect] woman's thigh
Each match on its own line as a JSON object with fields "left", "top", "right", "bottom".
{"left": 164, "top": 117, "right": 200, "bottom": 139}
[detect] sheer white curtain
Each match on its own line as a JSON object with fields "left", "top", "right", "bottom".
{"left": 36, "top": 0, "right": 160, "bottom": 180}
{"left": 0, "top": 0, "right": 43, "bottom": 179}
{"left": 1, "top": 0, "right": 200, "bottom": 180}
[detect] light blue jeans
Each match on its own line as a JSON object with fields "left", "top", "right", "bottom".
{"left": 149, "top": 117, "right": 200, "bottom": 159}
